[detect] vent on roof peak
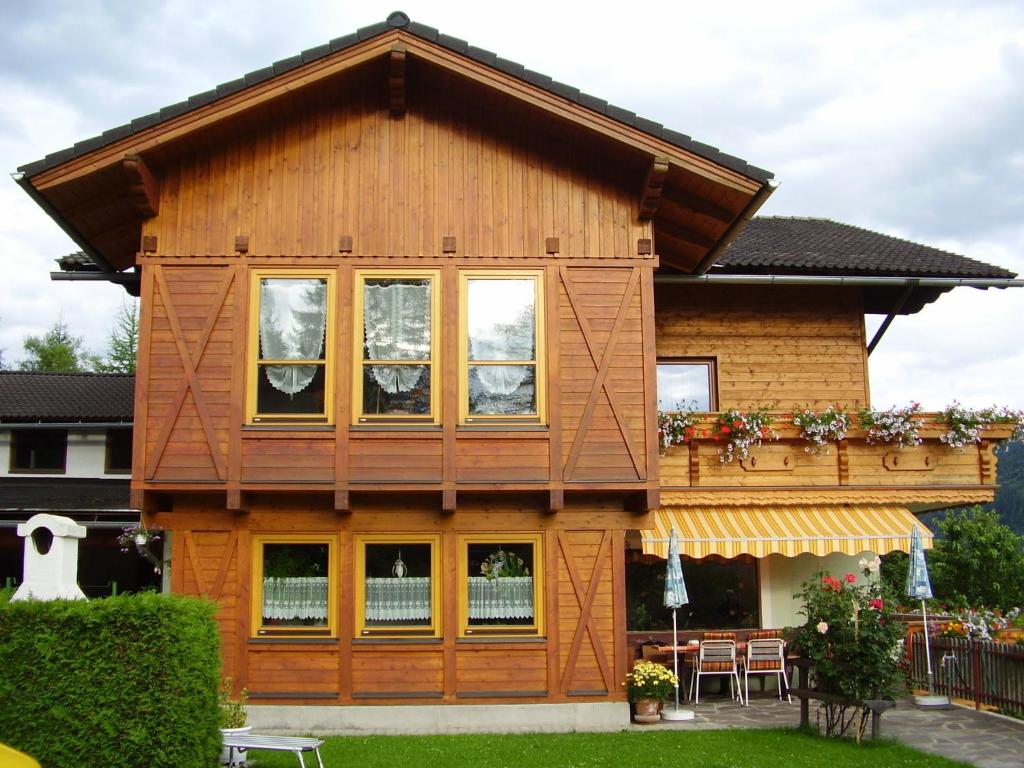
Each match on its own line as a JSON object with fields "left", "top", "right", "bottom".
{"left": 387, "top": 11, "right": 410, "bottom": 28}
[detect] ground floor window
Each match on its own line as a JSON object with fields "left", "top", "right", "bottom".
{"left": 458, "top": 534, "right": 544, "bottom": 637}
{"left": 354, "top": 534, "right": 440, "bottom": 638}
{"left": 626, "top": 553, "right": 759, "bottom": 631}
{"left": 252, "top": 536, "right": 336, "bottom": 637}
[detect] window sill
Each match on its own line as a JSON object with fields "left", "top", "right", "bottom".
{"left": 243, "top": 424, "right": 335, "bottom": 432}
{"left": 353, "top": 637, "right": 443, "bottom": 645}
{"left": 249, "top": 637, "right": 339, "bottom": 644}
{"left": 351, "top": 424, "right": 442, "bottom": 432}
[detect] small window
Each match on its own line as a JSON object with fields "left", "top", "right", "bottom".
{"left": 459, "top": 271, "right": 546, "bottom": 424}
{"left": 10, "top": 429, "right": 67, "bottom": 473}
{"left": 657, "top": 359, "right": 717, "bottom": 412}
{"left": 252, "top": 536, "right": 336, "bottom": 637}
{"left": 247, "top": 270, "right": 336, "bottom": 424}
{"left": 354, "top": 534, "right": 441, "bottom": 638}
{"left": 105, "top": 428, "right": 132, "bottom": 474}
{"left": 458, "top": 534, "right": 544, "bottom": 638}
{"left": 353, "top": 270, "right": 440, "bottom": 424}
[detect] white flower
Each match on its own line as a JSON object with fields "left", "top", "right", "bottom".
{"left": 859, "top": 555, "right": 881, "bottom": 574}
{"left": 816, "top": 621, "right": 829, "bottom": 634}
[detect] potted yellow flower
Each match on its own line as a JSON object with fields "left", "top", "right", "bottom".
{"left": 625, "top": 660, "right": 678, "bottom": 723}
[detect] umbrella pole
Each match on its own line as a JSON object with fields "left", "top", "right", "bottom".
{"left": 921, "top": 598, "right": 934, "bottom": 694}
{"left": 673, "top": 608, "right": 680, "bottom": 711}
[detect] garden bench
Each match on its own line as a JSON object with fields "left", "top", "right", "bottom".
{"left": 221, "top": 734, "right": 325, "bottom": 768}
{"left": 789, "top": 659, "right": 895, "bottom": 739}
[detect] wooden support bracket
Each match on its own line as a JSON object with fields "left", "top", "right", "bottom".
{"left": 442, "top": 488, "right": 457, "bottom": 514}
{"left": 226, "top": 487, "right": 242, "bottom": 512}
{"left": 548, "top": 488, "right": 564, "bottom": 513}
{"left": 688, "top": 441, "right": 701, "bottom": 486}
{"left": 661, "top": 186, "right": 735, "bottom": 223}
{"left": 389, "top": 44, "right": 407, "bottom": 117}
{"left": 122, "top": 153, "right": 159, "bottom": 217}
{"left": 638, "top": 157, "right": 669, "bottom": 220}
{"left": 335, "top": 487, "right": 350, "bottom": 514}
{"left": 837, "top": 440, "right": 849, "bottom": 485}
{"left": 141, "top": 235, "right": 158, "bottom": 253}
{"left": 979, "top": 440, "right": 994, "bottom": 485}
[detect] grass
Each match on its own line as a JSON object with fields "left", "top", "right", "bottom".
{"left": 245, "top": 728, "right": 969, "bottom": 768}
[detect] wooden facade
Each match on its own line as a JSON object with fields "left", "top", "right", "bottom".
{"left": 20, "top": 16, "right": 1012, "bottom": 713}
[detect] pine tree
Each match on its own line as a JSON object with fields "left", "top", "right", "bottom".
{"left": 92, "top": 301, "right": 139, "bottom": 374}
{"left": 18, "top": 319, "right": 87, "bottom": 372}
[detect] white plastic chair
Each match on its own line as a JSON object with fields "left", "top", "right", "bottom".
{"left": 743, "top": 638, "right": 791, "bottom": 704}
{"left": 690, "top": 639, "right": 742, "bottom": 704}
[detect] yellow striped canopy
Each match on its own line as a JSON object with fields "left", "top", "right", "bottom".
{"left": 641, "top": 505, "right": 932, "bottom": 559}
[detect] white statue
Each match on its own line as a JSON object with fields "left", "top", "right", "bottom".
{"left": 12, "top": 514, "right": 87, "bottom": 601}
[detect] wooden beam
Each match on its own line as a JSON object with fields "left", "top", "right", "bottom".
{"left": 638, "top": 157, "right": 669, "bottom": 220}
{"left": 548, "top": 488, "right": 564, "bottom": 513}
{"left": 660, "top": 186, "right": 734, "bottom": 223}
{"left": 389, "top": 44, "right": 406, "bottom": 117}
{"left": 334, "top": 487, "right": 350, "bottom": 513}
{"left": 654, "top": 219, "right": 716, "bottom": 250}
{"left": 442, "top": 488, "right": 456, "bottom": 514}
{"left": 121, "top": 154, "right": 159, "bottom": 217}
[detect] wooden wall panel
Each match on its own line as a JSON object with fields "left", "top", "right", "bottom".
{"left": 557, "top": 530, "right": 615, "bottom": 695}
{"left": 178, "top": 529, "right": 239, "bottom": 680}
{"left": 146, "top": 63, "right": 650, "bottom": 260}
{"left": 241, "top": 438, "right": 334, "bottom": 483}
{"left": 455, "top": 648, "right": 548, "bottom": 694}
{"left": 349, "top": 436, "right": 442, "bottom": 483}
{"left": 455, "top": 436, "right": 548, "bottom": 483}
{"left": 351, "top": 648, "right": 444, "bottom": 695}
{"left": 656, "top": 284, "right": 869, "bottom": 409}
{"left": 144, "top": 266, "right": 234, "bottom": 482}
{"left": 558, "top": 267, "right": 647, "bottom": 483}
{"left": 248, "top": 647, "right": 339, "bottom": 696}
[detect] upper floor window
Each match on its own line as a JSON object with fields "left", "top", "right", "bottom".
{"left": 459, "top": 271, "right": 546, "bottom": 424}
{"left": 10, "top": 429, "right": 67, "bottom": 473}
{"left": 657, "top": 359, "right": 717, "bottom": 412}
{"left": 105, "top": 428, "right": 132, "bottom": 474}
{"left": 353, "top": 270, "right": 440, "bottom": 425}
{"left": 247, "top": 270, "right": 335, "bottom": 424}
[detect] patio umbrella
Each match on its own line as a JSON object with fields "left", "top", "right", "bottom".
{"left": 906, "top": 523, "right": 948, "bottom": 707}
{"left": 661, "top": 529, "right": 694, "bottom": 721}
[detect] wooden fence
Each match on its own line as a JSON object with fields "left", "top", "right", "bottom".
{"left": 909, "top": 634, "right": 1024, "bottom": 716}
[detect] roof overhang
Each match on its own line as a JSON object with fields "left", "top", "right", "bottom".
{"left": 18, "top": 13, "right": 774, "bottom": 277}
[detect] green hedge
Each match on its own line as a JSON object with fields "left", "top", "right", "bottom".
{"left": 0, "top": 592, "right": 221, "bottom": 768}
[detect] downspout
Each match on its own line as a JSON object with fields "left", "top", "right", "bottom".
{"left": 691, "top": 180, "right": 780, "bottom": 275}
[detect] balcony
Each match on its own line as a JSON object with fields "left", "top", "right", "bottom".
{"left": 659, "top": 413, "right": 1014, "bottom": 509}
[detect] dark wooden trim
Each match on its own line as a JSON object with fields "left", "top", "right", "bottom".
{"left": 352, "top": 691, "right": 444, "bottom": 699}
{"left": 353, "top": 637, "right": 444, "bottom": 645}
{"left": 567, "top": 689, "right": 609, "bottom": 697}
{"left": 249, "top": 691, "right": 339, "bottom": 699}
{"left": 456, "top": 690, "right": 547, "bottom": 698}
{"left": 611, "top": 528, "right": 627, "bottom": 692}
{"left": 234, "top": 528, "right": 251, "bottom": 692}
{"left": 389, "top": 44, "right": 406, "bottom": 117}
{"left": 545, "top": 528, "right": 560, "bottom": 699}
{"left": 122, "top": 154, "right": 159, "bottom": 217}
{"left": 247, "top": 637, "right": 340, "bottom": 645}
{"left": 334, "top": 264, "right": 353, "bottom": 511}
{"left": 546, "top": 264, "right": 562, "bottom": 495}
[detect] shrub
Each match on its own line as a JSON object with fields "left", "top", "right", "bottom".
{"left": 0, "top": 592, "right": 221, "bottom": 768}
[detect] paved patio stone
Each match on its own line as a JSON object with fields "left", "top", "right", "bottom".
{"left": 633, "top": 692, "right": 1024, "bottom": 768}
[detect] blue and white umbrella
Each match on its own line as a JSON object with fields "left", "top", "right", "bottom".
{"left": 661, "top": 529, "right": 693, "bottom": 719}
{"left": 906, "top": 524, "right": 939, "bottom": 698}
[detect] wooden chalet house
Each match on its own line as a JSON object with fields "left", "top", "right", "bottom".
{"left": 17, "top": 13, "right": 1020, "bottom": 728}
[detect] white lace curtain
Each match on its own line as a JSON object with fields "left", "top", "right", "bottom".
{"left": 262, "top": 576, "right": 328, "bottom": 621}
{"left": 467, "top": 576, "right": 534, "bottom": 619}
{"left": 363, "top": 281, "right": 431, "bottom": 393}
{"left": 467, "top": 279, "right": 535, "bottom": 396}
{"left": 259, "top": 279, "right": 327, "bottom": 395}
{"left": 365, "top": 576, "right": 431, "bottom": 621}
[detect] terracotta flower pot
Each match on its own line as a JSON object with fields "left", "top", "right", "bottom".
{"left": 633, "top": 698, "right": 662, "bottom": 723}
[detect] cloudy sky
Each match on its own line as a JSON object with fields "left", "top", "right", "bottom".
{"left": 1, "top": 0, "right": 1021, "bottom": 409}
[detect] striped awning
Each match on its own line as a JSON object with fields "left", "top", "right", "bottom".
{"left": 641, "top": 505, "right": 932, "bottom": 559}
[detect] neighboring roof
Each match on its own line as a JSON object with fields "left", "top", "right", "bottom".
{"left": 0, "top": 372, "right": 134, "bottom": 423}
{"left": 18, "top": 11, "right": 772, "bottom": 184}
{"left": 718, "top": 217, "right": 1017, "bottom": 279}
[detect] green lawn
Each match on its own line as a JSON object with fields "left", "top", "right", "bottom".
{"left": 245, "top": 729, "right": 967, "bottom": 767}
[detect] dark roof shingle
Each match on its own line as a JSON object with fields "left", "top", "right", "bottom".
{"left": 18, "top": 12, "right": 773, "bottom": 184}
{"left": 718, "top": 217, "right": 1017, "bottom": 279}
{"left": 0, "top": 372, "right": 134, "bottom": 423}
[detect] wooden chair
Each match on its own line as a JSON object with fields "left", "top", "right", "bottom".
{"left": 690, "top": 639, "right": 742, "bottom": 704}
{"left": 742, "top": 638, "right": 791, "bottom": 705}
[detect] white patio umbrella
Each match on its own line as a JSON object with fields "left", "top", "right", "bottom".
{"left": 661, "top": 529, "right": 695, "bottom": 721}
{"left": 906, "top": 523, "right": 949, "bottom": 708}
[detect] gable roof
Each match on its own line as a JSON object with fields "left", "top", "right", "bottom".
{"left": 718, "top": 217, "right": 1017, "bottom": 279}
{"left": 17, "top": 12, "right": 772, "bottom": 184}
{"left": 18, "top": 11, "right": 775, "bottom": 279}
{"left": 0, "top": 372, "right": 135, "bottom": 424}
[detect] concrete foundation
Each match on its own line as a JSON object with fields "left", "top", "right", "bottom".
{"left": 245, "top": 702, "right": 630, "bottom": 735}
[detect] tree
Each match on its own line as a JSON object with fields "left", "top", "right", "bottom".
{"left": 91, "top": 301, "right": 139, "bottom": 374}
{"left": 929, "top": 506, "right": 1024, "bottom": 609}
{"left": 18, "top": 319, "right": 88, "bottom": 373}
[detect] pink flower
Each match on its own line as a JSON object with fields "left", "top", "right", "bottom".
{"left": 869, "top": 599, "right": 884, "bottom": 610}
{"left": 844, "top": 573, "right": 857, "bottom": 584}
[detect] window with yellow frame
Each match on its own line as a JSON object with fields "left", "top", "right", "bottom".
{"left": 457, "top": 533, "right": 544, "bottom": 638}
{"left": 246, "top": 269, "right": 336, "bottom": 424}
{"left": 251, "top": 535, "right": 337, "bottom": 637}
{"left": 354, "top": 533, "right": 441, "bottom": 638}
{"left": 352, "top": 269, "right": 440, "bottom": 424}
{"left": 459, "top": 270, "right": 546, "bottom": 425}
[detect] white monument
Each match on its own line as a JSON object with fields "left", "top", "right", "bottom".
{"left": 12, "top": 513, "right": 88, "bottom": 601}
